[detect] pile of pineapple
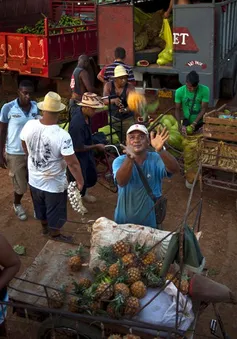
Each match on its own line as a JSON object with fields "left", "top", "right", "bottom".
{"left": 48, "top": 241, "right": 190, "bottom": 321}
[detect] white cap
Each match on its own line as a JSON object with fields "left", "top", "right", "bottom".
{"left": 126, "top": 124, "right": 149, "bottom": 135}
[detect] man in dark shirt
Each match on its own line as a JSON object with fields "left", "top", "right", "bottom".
{"left": 68, "top": 93, "right": 105, "bottom": 204}
{"left": 103, "top": 47, "right": 136, "bottom": 85}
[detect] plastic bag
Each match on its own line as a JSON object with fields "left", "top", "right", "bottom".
{"left": 157, "top": 19, "right": 173, "bottom": 66}
{"left": 132, "top": 286, "right": 194, "bottom": 334}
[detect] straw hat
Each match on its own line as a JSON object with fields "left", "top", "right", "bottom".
{"left": 113, "top": 65, "right": 128, "bottom": 78}
{"left": 78, "top": 92, "right": 104, "bottom": 108}
{"left": 37, "top": 92, "right": 65, "bottom": 112}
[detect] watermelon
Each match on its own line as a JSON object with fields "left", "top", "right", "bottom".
{"left": 161, "top": 118, "right": 172, "bottom": 130}
{"left": 167, "top": 130, "right": 184, "bottom": 151}
{"left": 136, "top": 60, "right": 149, "bottom": 67}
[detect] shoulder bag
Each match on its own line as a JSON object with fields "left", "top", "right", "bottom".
{"left": 134, "top": 161, "right": 167, "bottom": 228}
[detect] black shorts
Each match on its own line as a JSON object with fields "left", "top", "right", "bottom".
{"left": 30, "top": 185, "right": 67, "bottom": 230}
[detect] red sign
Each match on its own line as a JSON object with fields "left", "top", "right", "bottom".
{"left": 186, "top": 60, "right": 207, "bottom": 69}
{"left": 173, "top": 27, "right": 199, "bottom": 53}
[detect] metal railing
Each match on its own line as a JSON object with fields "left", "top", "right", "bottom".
{"left": 215, "top": 0, "right": 237, "bottom": 61}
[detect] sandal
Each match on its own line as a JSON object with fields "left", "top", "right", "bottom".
{"left": 50, "top": 234, "right": 73, "bottom": 243}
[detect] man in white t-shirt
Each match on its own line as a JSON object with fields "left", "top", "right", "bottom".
{"left": 20, "top": 92, "right": 84, "bottom": 243}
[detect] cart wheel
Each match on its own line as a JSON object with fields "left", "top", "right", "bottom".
{"left": 37, "top": 316, "right": 102, "bottom": 339}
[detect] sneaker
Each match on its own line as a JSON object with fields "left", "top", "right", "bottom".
{"left": 13, "top": 204, "right": 27, "bottom": 221}
{"left": 83, "top": 193, "right": 97, "bottom": 203}
{"left": 50, "top": 234, "right": 73, "bottom": 243}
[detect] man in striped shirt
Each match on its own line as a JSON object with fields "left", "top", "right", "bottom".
{"left": 102, "top": 47, "right": 136, "bottom": 85}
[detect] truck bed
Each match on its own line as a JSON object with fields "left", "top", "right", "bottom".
{"left": 0, "top": 22, "right": 97, "bottom": 78}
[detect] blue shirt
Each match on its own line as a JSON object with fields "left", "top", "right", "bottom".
{"left": 113, "top": 152, "right": 169, "bottom": 228}
{"left": 0, "top": 99, "right": 39, "bottom": 155}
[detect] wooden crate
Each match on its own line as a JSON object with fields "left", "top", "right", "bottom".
{"left": 198, "top": 138, "right": 237, "bottom": 173}
{"left": 203, "top": 106, "right": 237, "bottom": 142}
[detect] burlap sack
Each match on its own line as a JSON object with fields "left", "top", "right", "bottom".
{"left": 89, "top": 217, "right": 175, "bottom": 271}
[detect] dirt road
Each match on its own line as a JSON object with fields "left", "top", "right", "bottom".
{"left": 0, "top": 164, "right": 236, "bottom": 337}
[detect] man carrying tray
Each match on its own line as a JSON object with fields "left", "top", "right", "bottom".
{"left": 112, "top": 124, "right": 179, "bottom": 228}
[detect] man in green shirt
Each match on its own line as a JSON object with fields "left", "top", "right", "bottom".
{"left": 175, "top": 71, "right": 210, "bottom": 134}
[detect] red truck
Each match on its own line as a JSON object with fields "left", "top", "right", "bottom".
{"left": 0, "top": 0, "right": 97, "bottom": 94}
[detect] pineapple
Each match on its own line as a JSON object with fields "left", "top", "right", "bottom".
{"left": 127, "top": 267, "right": 141, "bottom": 284}
{"left": 68, "top": 256, "right": 81, "bottom": 272}
{"left": 166, "top": 273, "right": 178, "bottom": 285}
{"left": 95, "top": 282, "right": 114, "bottom": 301}
{"left": 122, "top": 253, "right": 135, "bottom": 267}
{"left": 130, "top": 281, "right": 147, "bottom": 299}
{"left": 48, "top": 290, "right": 64, "bottom": 309}
{"left": 68, "top": 297, "right": 79, "bottom": 313}
{"left": 78, "top": 278, "right": 92, "bottom": 289}
{"left": 114, "top": 283, "right": 130, "bottom": 298}
{"left": 142, "top": 251, "right": 156, "bottom": 266}
{"left": 98, "top": 245, "right": 118, "bottom": 265}
{"left": 66, "top": 244, "right": 86, "bottom": 272}
{"left": 179, "top": 279, "right": 189, "bottom": 295}
{"left": 108, "top": 263, "right": 120, "bottom": 279}
{"left": 113, "top": 241, "right": 130, "bottom": 257}
{"left": 124, "top": 296, "right": 140, "bottom": 316}
{"left": 155, "top": 260, "right": 163, "bottom": 274}
{"left": 143, "top": 265, "right": 164, "bottom": 288}
{"left": 107, "top": 303, "right": 117, "bottom": 318}
{"left": 100, "top": 264, "right": 108, "bottom": 273}
{"left": 123, "top": 335, "right": 141, "bottom": 339}
{"left": 89, "top": 301, "right": 102, "bottom": 313}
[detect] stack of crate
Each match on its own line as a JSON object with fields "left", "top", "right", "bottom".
{"left": 199, "top": 106, "right": 237, "bottom": 190}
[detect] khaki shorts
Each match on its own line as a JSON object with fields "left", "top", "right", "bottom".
{"left": 6, "top": 154, "right": 28, "bottom": 195}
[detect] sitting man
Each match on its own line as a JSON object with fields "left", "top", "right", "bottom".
{"left": 68, "top": 92, "right": 105, "bottom": 205}
{"left": 175, "top": 71, "right": 210, "bottom": 134}
{"left": 103, "top": 65, "right": 135, "bottom": 120}
{"left": 112, "top": 124, "right": 179, "bottom": 228}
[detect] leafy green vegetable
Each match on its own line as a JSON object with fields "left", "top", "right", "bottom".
{"left": 13, "top": 245, "right": 26, "bottom": 255}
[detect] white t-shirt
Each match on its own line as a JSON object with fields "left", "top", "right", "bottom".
{"left": 20, "top": 120, "right": 74, "bottom": 193}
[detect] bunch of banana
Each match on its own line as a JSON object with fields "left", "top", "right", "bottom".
{"left": 16, "top": 15, "right": 85, "bottom": 35}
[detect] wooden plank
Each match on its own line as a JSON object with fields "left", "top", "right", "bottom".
{"left": 202, "top": 131, "right": 237, "bottom": 142}
{"left": 9, "top": 240, "right": 92, "bottom": 306}
{"left": 203, "top": 124, "right": 237, "bottom": 133}
{"left": 204, "top": 116, "right": 237, "bottom": 126}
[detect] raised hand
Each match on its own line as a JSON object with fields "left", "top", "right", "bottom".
{"left": 120, "top": 144, "right": 136, "bottom": 160}
{"left": 150, "top": 127, "right": 169, "bottom": 152}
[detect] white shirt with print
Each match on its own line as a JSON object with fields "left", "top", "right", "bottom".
{"left": 0, "top": 99, "right": 39, "bottom": 155}
{"left": 20, "top": 120, "right": 74, "bottom": 193}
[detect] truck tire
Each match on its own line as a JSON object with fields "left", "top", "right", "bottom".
{"left": 220, "top": 75, "right": 237, "bottom": 99}
{"left": 37, "top": 316, "right": 102, "bottom": 339}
